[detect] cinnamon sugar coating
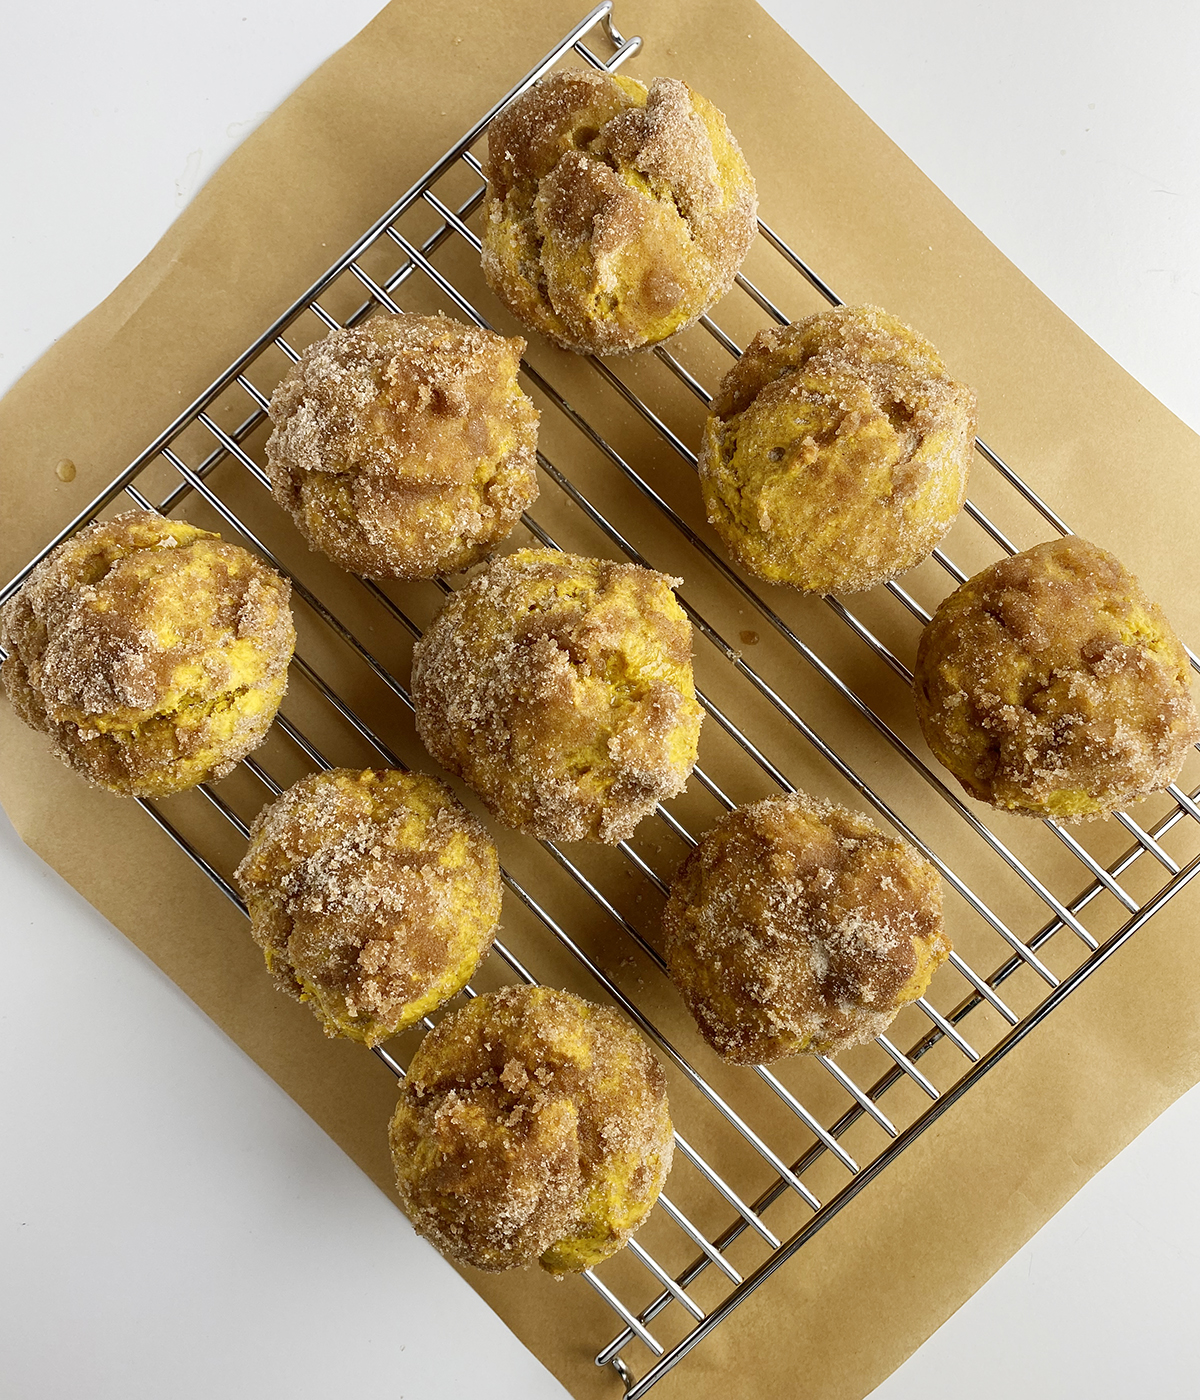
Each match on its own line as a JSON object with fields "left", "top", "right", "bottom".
{"left": 699, "top": 305, "right": 977, "bottom": 594}
{"left": 265, "top": 312, "right": 539, "bottom": 579}
{"left": 0, "top": 510, "right": 294, "bottom": 796}
{"left": 914, "top": 537, "right": 1199, "bottom": 820}
{"left": 235, "top": 768, "right": 501, "bottom": 1045}
{"left": 411, "top": 549, "right": 702, "bottom": 843}
{"left": 663, "top": 793, "right": 949, "bottom": 1064}
{"left": 389, "top": 985, "right": 673, "bottom": 1274}
{"left": 481, "top": 70, "right": 757, "bottom": 355}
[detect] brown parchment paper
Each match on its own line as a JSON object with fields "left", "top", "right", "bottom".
{"left": 3, "top": 2, "right": 1200, "bottom": 1397}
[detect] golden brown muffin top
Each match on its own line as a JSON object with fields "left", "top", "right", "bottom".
{"left": 389, "top": 985, "right": 673, "bottom": 1273}
{"left": 411, "top": 548, "right": 702, "bottom": 843}
{"left": 235, "top": 768, "right": 501, "bottom": 1044}
{"left": 0, "top": 509, "right": 293, "bottom": 732}
{"left": 664, "top": 793, "right": 948, "bottom": 1063}
{"left": 701, "top": 305, "right": 977, "bottom": 593}
{"left": 483, "top": 69, "right": 756, "bottom": 354}
{"left": 265, "top": 312, "right": 538, "bottom": 579}
{"left": 914, "top": 537, "right": 1199, "bottom": 819}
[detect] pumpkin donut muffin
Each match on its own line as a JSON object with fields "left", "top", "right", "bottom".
{"left": 481, "top": 69, "right": 757, "bottom": 355}
{"left": 389, "top": 985, "right": 673, "bottom": 1274}
{"left": 264, "top": 311, "right": 539, "bottom": 579}
{"left": 663, "top": 793, "right": 950, "bottom": 1064}
{"left": 0, "top": 509, "right": 294, "bottom": 796}
{"left": 699, "top": 305, "right": 977, "bottom": 594}
{"left": 411, "top": 549, "right": 702, "bottom": 843}
{"left": 914, "top": 537, "right": 1199, "bottom": 820}
{"left": 235, "top": 768, "right": 501, "bottom": 1046}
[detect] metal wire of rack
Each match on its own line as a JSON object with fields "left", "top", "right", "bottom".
{"left": 4, "top": 5, "right": 1199, "bottom": 1395}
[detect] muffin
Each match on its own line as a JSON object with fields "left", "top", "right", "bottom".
{"left": 264, "top": 312, "right": 539, "bottom": 579}
{"left": 663, "top": 793, "right": 950, "bottom": 1063}
{"left": 0, "top": 509, "right": 294, "bottom": 796}
{"left": 411, "top": 549, "right": 702, "bottom": 843}
{"left": 699, "top": 305, "right": 977, "bottom": 594}
{"left": 235, "top": 768, "right": 501, "bottom": 1045}
{"left": 481, "top": 69, "right": 757, "bottom": 355}
{"left": 914, "top": 537, "right": 1200, "bottom": 820}
{"left": 389, "top": 985, "right": 673, "bottom": 1274}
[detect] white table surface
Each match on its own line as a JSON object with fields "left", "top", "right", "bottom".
{"left": 3, "top": 3, "right": 1199, "bottom": 1397}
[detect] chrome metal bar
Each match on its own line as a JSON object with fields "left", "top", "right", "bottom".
{"left": 584, "top": 1269, "right": 665, "bottom": 1358}
{"left": 652, "top": 344, "right": 712, "bottom": 404}
{"left": 697, "top": 313, "right": 742, "bottom": 358}
{"left": 610, "top": 1356, "right": 637, "bottom": 1394}
{"left": 753, "top": 1068, "right": 859, "bottom": 1174}
{"left": 915, "top": 997, "right": 979, "bottom": 1063}
{"left": 945, "top": 950, "right": 1018, "bottom": 1025}
{"left": 733, "top": 271, "right": 788, "bottom": 325}
{"left": 756, "top": 217, "right": 843, "bottom": 305}
{"left": 1046, "top": 823, "right": 1136, "bottom": 920}
{"left": 961, "top": 498, "right": 1019, "bottom": 555}
{"left": 930, "top": 546, "right": 968, "bottom": 585}
{"left": 194, "top": 783, "right": 251, "bottom": 839}
{"left": 133, "top": 798, "right": 245, "bottom": 912}
{"left": 372, "top": 1044, "right": 406, "bottom": 1079}
{"left": 655, "top": 1195, "right": 743, "bottom": 1286}
{"left": 973, "top": 435, "right": 1073, "bottom": 536}
{"left": 627, "top": 1239, "right": 706, "bottom": 1323}
{"left": 876, "top": 1035, "right": 940, "bottom": 1100}
{"left": 884, "top": 578, "right": 933, "bottom": 624}
{"left": 308, "top": 301, "right": 341, "bottom": 331}
{"left": 816, "top": 1055, "right": 898, "bottom": 1136}
{"left": 1167, "top": 784, "right": 1200, "bottom": 826}
{"left": 670, "top": 1133, "right": 780, "bottom": 1249}
{"left": 1111, "top": 811, "right": 1180, "bottom": 874}
{"left": 242, "top": 756, "right": 283, "bottom": 797}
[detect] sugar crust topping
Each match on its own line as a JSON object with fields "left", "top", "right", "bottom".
{"left": 0, "top": 509, "right": 294, "bottom": 795}
{"left": 663, "top": 792, "right": 949, "bottom": 1063}
{"left": 235, "top": 767, "right": 501, "bottom": 1044}
{"left": 914, "top": 536, "right": 1200, "bottom": 819}
{"left": 700, "top": 304, "right": 977, "bottom": 594}
{"left": 411, "top": 548, "right": 702, "bottom": 843}
{"left": 389, "top": 984, "right": 673, "bottom": 1273}
{"left": 481, "top": 70, "right": 757, "bottom": 354}
{"left": 265, "top": 312, "right": 539, "bottom": 579}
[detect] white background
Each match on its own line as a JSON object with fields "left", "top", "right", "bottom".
{"left": 2, "top": 2, "right": 1199, "bottom": 1397}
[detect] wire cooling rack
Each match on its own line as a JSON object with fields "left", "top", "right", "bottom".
{"left": 4, "top": 5, "right": 1200, "bottom": 1394}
